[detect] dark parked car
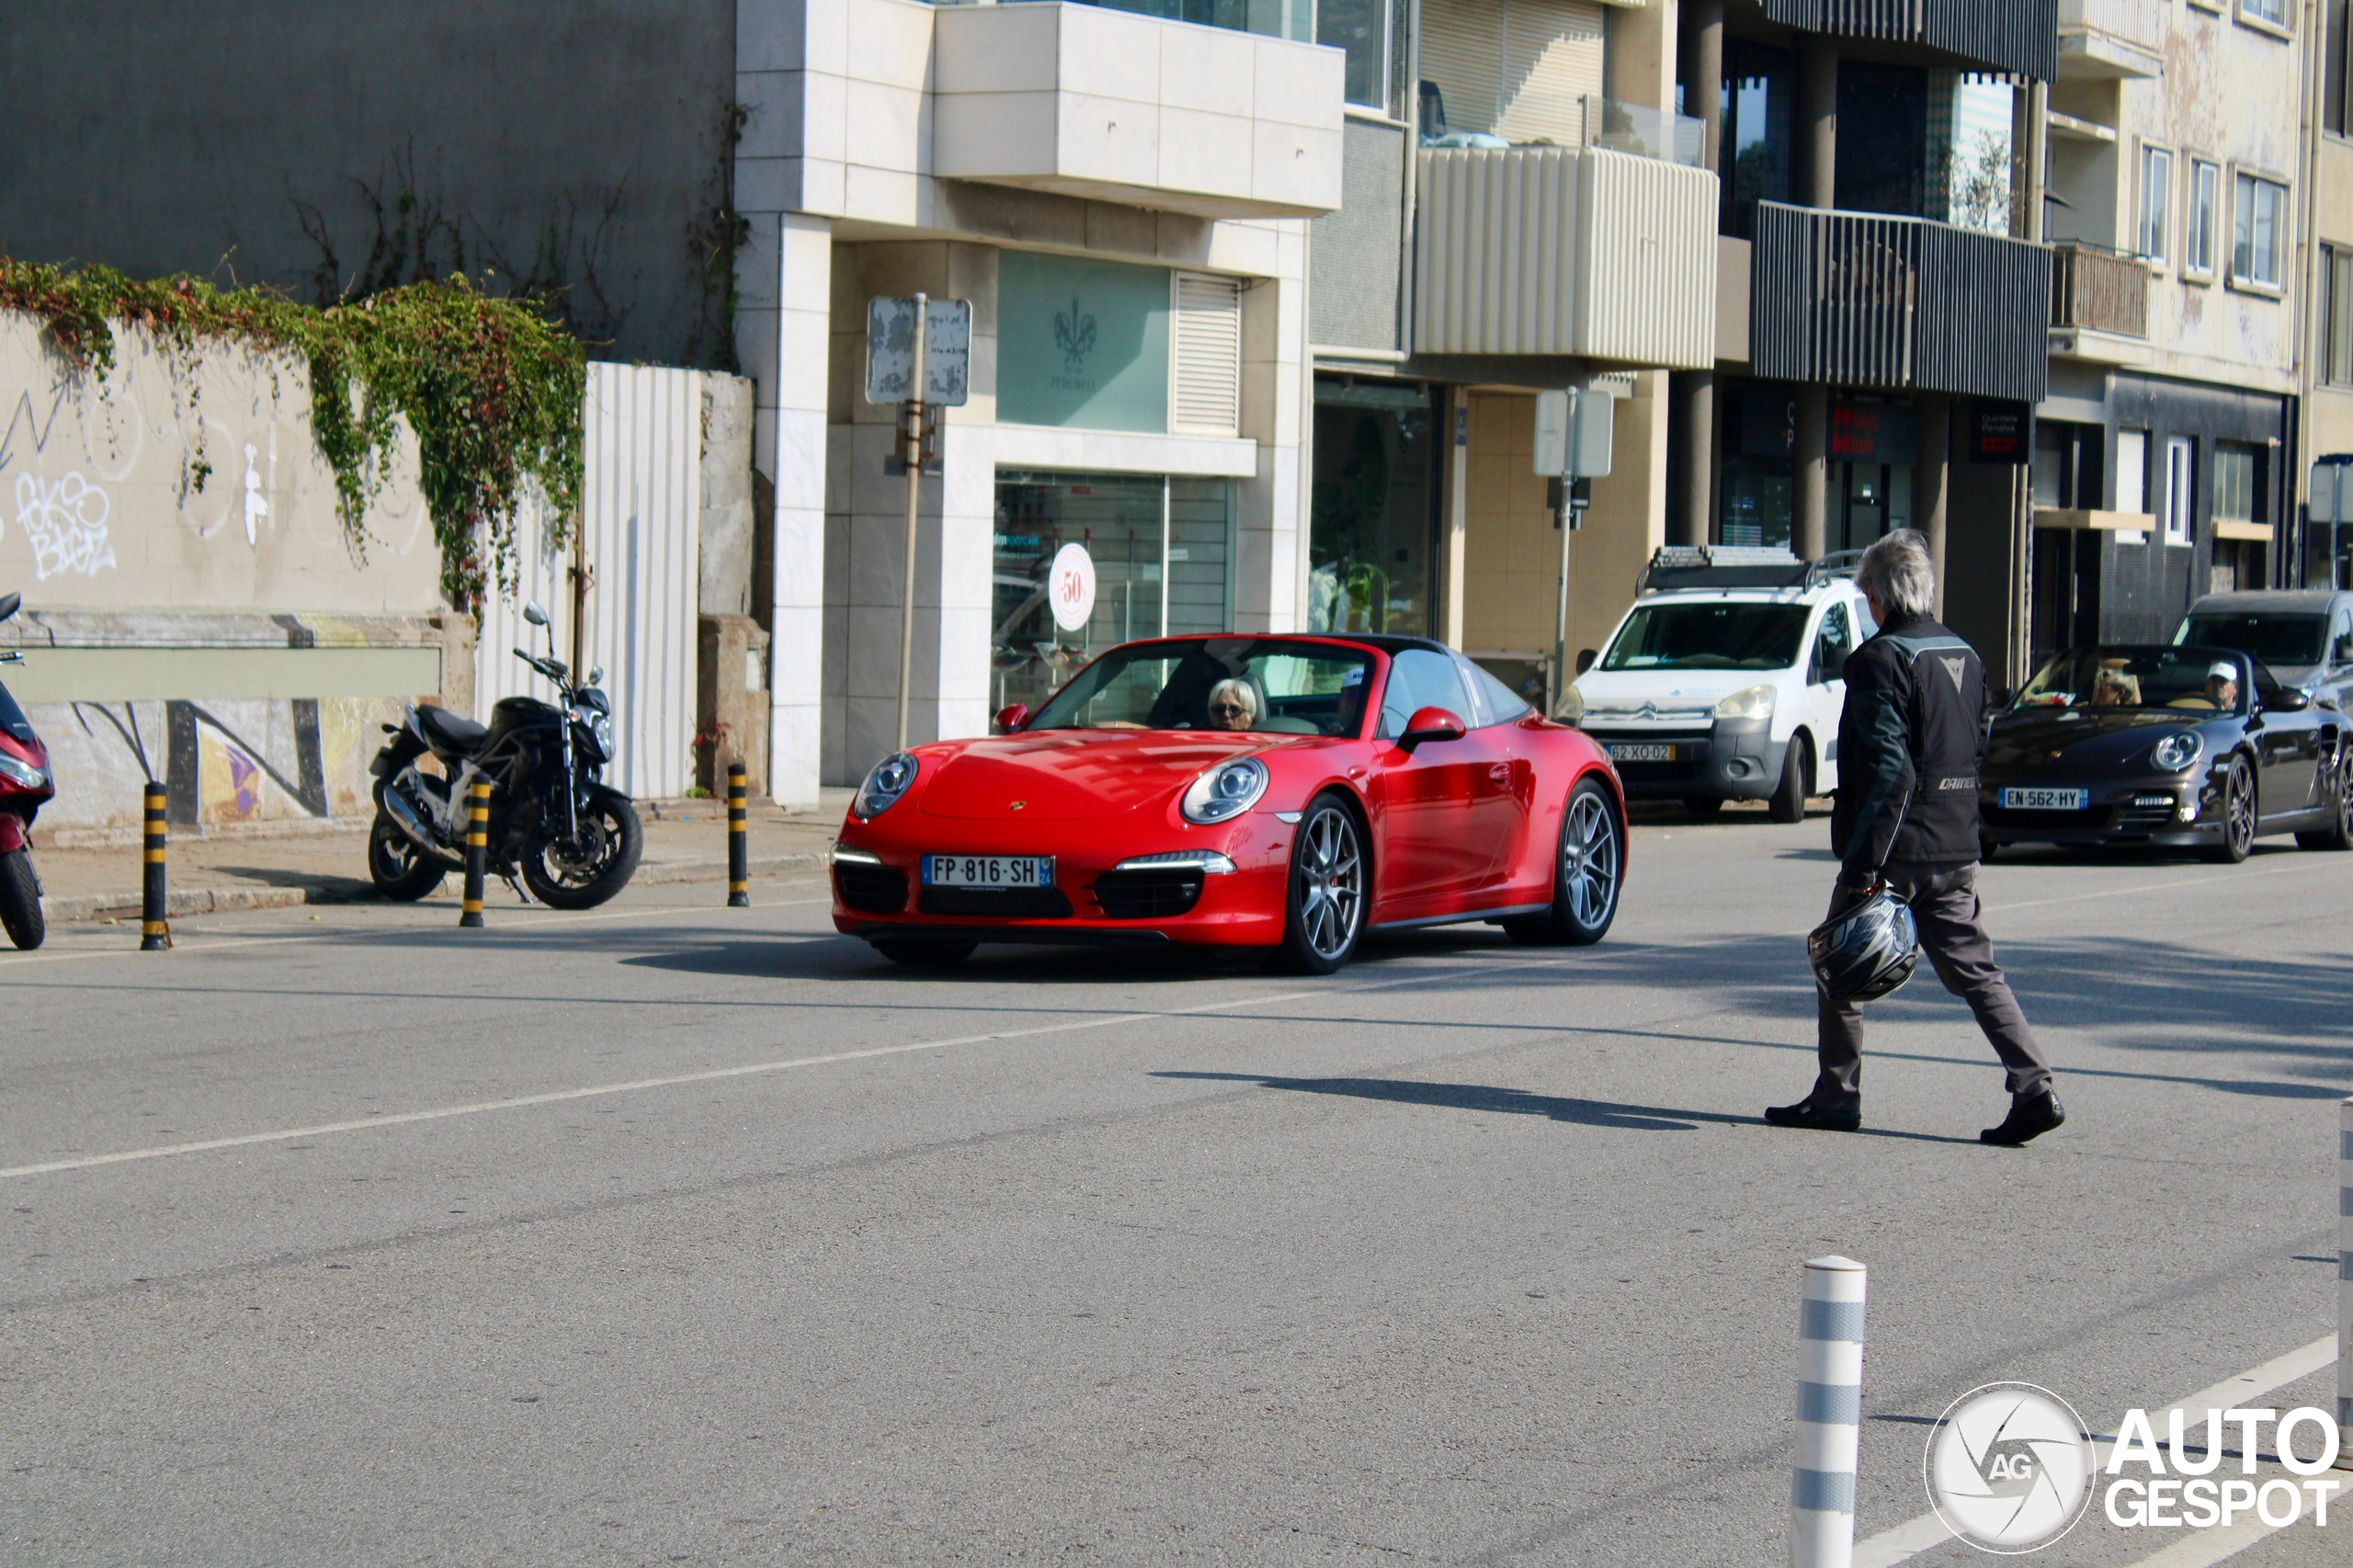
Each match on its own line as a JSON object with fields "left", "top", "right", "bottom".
{"left": 1980, "top": 645, "right": 2350, "bottom": 863}
{"left": 2175, "top": 589, "right": 2353, "bottom": 710}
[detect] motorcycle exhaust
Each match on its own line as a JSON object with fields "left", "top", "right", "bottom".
{"left": 381, "top": 784, "right": 466, "bottom": 867}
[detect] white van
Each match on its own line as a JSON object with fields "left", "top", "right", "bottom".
{"left": 1560, "top": 548, "right": 1874, "bottom": 821}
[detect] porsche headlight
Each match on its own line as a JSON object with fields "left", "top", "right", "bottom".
{"left": 1714, "top": 684, "right": 1777, "bottom": 722}
{"left": 1554, "top": 683, "right": 1586, "bottom": 726}
{"left": 2151, "top": 732, "right": 2203, "bottom": 773}
{"left": 0, "top": 753, "right": 46, "bottom": 789}
{"left": 855, "top": 751, "right": 919, "bottom": 819}
{"left": 1180, "top": 757, "right": 1267, "bottom": 824}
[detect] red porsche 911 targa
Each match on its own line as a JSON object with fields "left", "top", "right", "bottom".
{"left": 830, "top": 634, "right": 1626, "bottom": 972}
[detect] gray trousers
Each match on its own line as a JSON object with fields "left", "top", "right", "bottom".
{"left": 1815, "top": 861, "right": 2052, "bottom": 1103}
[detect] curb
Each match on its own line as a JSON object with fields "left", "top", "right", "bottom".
{"left": 42, "top": 851, "right": 831, "bottom": 925}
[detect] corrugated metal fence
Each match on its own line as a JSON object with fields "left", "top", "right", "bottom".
{"left": 475, "top": 362, "right": 704, "bottom": 801}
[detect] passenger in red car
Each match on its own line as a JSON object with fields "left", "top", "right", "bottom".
{"left": 1205, "top": 679, "right": 1260, "bottom": 732}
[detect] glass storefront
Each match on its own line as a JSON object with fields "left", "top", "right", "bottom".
{"left": 992, "top": 471, "right": 1233, "bottom": 713}
{"left": 1309, "top": 377, "right": 1441, "bottom": 636}
{"left": 1717, "top": 384, "right": 1915, "bottom": 554}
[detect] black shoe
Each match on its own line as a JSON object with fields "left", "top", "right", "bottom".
{"left": 1981, "top": 1089, "right": 2065, "bottom": 1146}
{"left": 1764, "top": 1096, "right": 1861, "bottom": 1132}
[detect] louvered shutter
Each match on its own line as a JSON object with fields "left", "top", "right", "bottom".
{"left": 1170, "top": 272, "right": 1242, "bottom": 437}
{"left": 1417, "top": 0, "right": 1603, "bottom": 145}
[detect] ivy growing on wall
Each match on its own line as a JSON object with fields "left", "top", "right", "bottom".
{"left": 0, "top": 260, "right": 585, "bottom": 614}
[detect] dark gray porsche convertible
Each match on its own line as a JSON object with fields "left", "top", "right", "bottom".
{"left": 1980, "top": 645, "right": 2352, "bottom": 863}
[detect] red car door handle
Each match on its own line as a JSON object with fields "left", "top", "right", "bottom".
{"left": 1489, "top": 763, "right": 1512, "bottom": 784}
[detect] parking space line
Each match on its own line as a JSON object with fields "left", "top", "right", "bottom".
{"left": 0, "top": 954, "right": 1541, "bottom": 1182}
{"left": 1854, "top": 1334, "right": 2339, "bottom": 1566}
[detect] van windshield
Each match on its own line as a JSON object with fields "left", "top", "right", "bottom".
{"left": 2176, "top": 612, "right": 2327, "bottom": 667}
{"left": 1599, "top": 602, "right": 1811, "bottom": 672}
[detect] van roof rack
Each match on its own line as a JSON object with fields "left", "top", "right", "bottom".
{"left": 1638, "top": 545, "right": 1864, "bottom": 595}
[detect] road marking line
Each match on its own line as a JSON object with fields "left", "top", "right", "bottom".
{"left": 1854, "top": 1334, "right": 2339, "bottom": 1566}
{"left": 0, "top": 957, "right": 1531, "bottom": 1181}
{"left": 2119, "top": 1514, "right": 2291, "bottom": 1568}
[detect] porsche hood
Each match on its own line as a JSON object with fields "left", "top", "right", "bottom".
{"left": 914, "top": 732, "right": 1302, "bottom": 820}
{"left": 1986, "top": 709, "right": 2216, "bottom": 776}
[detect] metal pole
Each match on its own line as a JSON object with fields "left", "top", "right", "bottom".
{"left": 895, "top": 292, "right": 928, "bottom": 754}
{"left": 139, "top": 782, "right": 169, "bottom": 951}
{"left": 726, "top": 761, "right": 750, "bottom": 908}
{"left": 1790, "top": 1255, "right": 1866, "bottom": 1568}
{"left": 1552, "top": 505, "right": 1573, "bottom": 718}
{"left": 2337, "top": 1097, "right": 2351, "bottom": 1467}
{"left": 460, "top": 778, "right": 490, "bottom": 929}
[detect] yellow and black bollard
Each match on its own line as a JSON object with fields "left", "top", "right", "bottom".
{"left": 459, "top": 777, "right": 490, "bottom": 928}
{"left": 726, "top": 762, "right": 750, "bottom": 907}
{"left": 139, "top": 781, "right": 170, "bottom": 951}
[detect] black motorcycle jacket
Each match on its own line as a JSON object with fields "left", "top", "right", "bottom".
{"left": 1830, "top": 613, "right": 1985, "bottom": 882}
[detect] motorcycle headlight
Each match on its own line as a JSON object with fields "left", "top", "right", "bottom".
{"left": 1180, "top": 756, "right": 1267, "bottom": 824}
{"left": 1555, "top": 683, "right": 1586, "bottom": 726}
{"left": 1714, "top": 684, "right": 1777, "bottom": 721}
{"left": 2151, "top": 731, "right": 2203, "bottom": 772}
{"left": 0, "top": 752, "right": 46, "bottom": 789}
{"left": 856, "top": 752, "right": 919, "bottom": 819}
{"left": 590, "top": 711, "right": 614, "bottom": 761}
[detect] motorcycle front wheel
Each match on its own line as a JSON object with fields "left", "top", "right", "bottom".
{"left": 0, "top": 847, "right": 44, "bottom": 949}
{"left": 522, "top": 788, "right": 643, "bottom": 909}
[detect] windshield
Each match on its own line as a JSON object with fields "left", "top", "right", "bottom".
{"left": 1028, "top": 639, "right": 1377, "bottom": 736}
{"left": 1600, "top": 601, "right": 1811, "bottom": 672}
{"left": 2176, "top": 612, "right": 2327, "bottom": 667}
{"left": 2015, "top": 647, "right": 2250, "bottom": 716}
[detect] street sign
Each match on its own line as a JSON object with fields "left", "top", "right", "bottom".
{"left": 1048, "top": 543, "right": 1097, "bottom": 632}
{"left": 865, "top": 296, "right": 972, "bottom": 405}
{"left": 1533, "top": 388, "right": 1615, "bottom": 479}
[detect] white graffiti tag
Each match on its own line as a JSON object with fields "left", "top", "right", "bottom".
{"left": 12, "top": 470, "right": 119, "bottom": 581}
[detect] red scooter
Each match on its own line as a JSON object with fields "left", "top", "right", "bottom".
{"left": 0, "top": 592, "right": 52, "bottom": 949}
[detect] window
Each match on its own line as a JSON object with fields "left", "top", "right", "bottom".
{"left": 2233, "top": 172, "right": 2286, "bottom": 288}
{"left": 2116, "top": 428, "right": 2149, "bottom": 541}
{"left": 2164, "top": 436, "right": 2196, "bottom": 548}
{"left": 2324, "top": 246, "right": 2353, "bottom": 385}
{"left": 1810, "top": 603, "right": 1855, "bottom": 686}
{"left": 1599, "top": 602, "right": 1813, "bottom": 673}
{"left": 1720, "top": 41, "right": 1795, "bottom": 240}
{"left": 2186, "top": 160, "right": 2220, "bottom": 276}
{"left": 2139, "top": 146, "right": 2173, "bottom": 264}
{"left": 1317, "top": 0, "right": 1392, "bottom": 111}
{"left": 2213, "top": 441, "right": 2263, "bottom": 525}
{"left": 1169, "top": 273, "right": 1242, "bottom": 437}
{"left": 1378, "top": 649, "right": 1472, "bottom": 736}
{"left": 1311, "top": 379, "right": 1440, "bottom": 637}
{"left": 2240, "top": 0, "right": 2287, "bottom": 25}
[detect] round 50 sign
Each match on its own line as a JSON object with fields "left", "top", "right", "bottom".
{"left": 1049, "top": 543, "right": 1096, "bottom": 632}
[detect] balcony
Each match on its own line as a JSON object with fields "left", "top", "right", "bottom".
{"left": 1759, "top": 0, "right": 2058, "bottom": 82}
{"left": 1414, "top": 145, "right": 1718, "bottom": 366}
{"left": 2049, "top": 241, "right": 2148, "bottom": 359}
{"left": 929, "top": 1, "right": 1344, "bottom": 219}
{"left": 1748, "top": 202, "right": 2052, "bottom": 403}
{"left": 2056, "top": 0, "right": 2163, "bottom": 78}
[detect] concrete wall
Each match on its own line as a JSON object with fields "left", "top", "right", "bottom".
{"left": 0, "top": 1, "right": 737, "bottom": 367}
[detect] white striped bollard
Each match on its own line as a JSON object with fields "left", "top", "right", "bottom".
{"left": 1792, "top": 1256, "right": 1866, "bottom": 1568}
{"left": 2338, "top": 1097, "right": 2351, "bottom": 1470}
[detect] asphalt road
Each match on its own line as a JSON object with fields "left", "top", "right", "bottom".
{"left": 3, "top": 808, "right": 2347, "bottom": 1566}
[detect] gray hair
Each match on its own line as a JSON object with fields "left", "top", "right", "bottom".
{"left": 1206, "top": 677, "right": 1257, "bottom": 717}
{"left": 1854, "top": 528, "right": 1935, "bottom": 619}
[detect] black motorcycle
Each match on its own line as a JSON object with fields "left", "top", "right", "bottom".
{"left": 366, "top": 600, "right": 642, "bottom": 909}
{"left": 0, "top": 592, "right": 53, "bottom": 949}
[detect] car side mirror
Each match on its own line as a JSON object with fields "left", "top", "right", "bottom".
{"left": 992, "top": 702, "right": 1029, "bottom": 733}
{"left": 0, "top": 592, "right": 17, "bottom": 623}
{"left": 1574, "top": 648, "right": 1597, "bottom": 675}
{"left": 523, "top": 600, "right": 550, "bottom": 628}
{"left": 2260, "top": 687, "right": 2310, "bottom": 712}
{"left": 1399, "top": 705, "right": 1467, "bottom": 749}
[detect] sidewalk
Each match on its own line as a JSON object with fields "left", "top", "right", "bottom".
{"left": 26, "top": 790, "right": 854, "bottom": 923}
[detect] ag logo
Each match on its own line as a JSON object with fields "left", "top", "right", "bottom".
{"left": 1924, "top": 1382, "right": 2096, "bottom": 1552}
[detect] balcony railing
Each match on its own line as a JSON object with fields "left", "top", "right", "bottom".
{"left": 1422, "top": 91, "right": 1704, "bottom": 169}
{"left": 2050, "top": 242, "right": 2147, "bottom": 337}
{"left": 1759, "top": 0, "right": 2058, "bottom": 82}
{"left": 1749, "top": 202, "right": 2052, "bottom": 403}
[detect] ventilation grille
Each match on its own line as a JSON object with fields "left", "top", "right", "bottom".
{"left": 1171, "top": 272, "right": 1243, "bottom": 437}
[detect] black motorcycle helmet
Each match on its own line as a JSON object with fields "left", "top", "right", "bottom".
{"left": 1807, "top": 885, "right": 1919, "bottom": 1004}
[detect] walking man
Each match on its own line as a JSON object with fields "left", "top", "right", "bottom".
{"left": 1765, "top": 529, "right": 2064, "bottom": 1145}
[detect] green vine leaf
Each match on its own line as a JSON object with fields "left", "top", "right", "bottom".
{"left": 0, "top": 260, "right": 585, "bottom": 615}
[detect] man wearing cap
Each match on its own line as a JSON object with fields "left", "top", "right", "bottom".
{"left": 1765, "top": 529, "right": 2063, "bottom": 1145}
{"left": 2173, "top": 659, "right": 2241, "bottom": 711}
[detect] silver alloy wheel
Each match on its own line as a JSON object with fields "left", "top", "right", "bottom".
{"left": 2224, "top": 761, "right": 2256, "bottom": 856}
{"left": 1561, "top": 789, "right": 1620, "bottom": 928}
{"left": 1296, "top": 805, "right": 1365, "bottom": 960}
